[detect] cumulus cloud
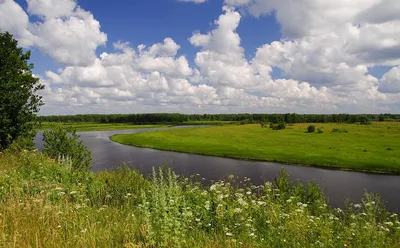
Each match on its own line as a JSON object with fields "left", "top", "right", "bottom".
{"left": 379, "top": 66, "right": 400, "bottom": 93}
{"left": 3, "top": 0, "right": 400, "bottom": 113}
{"left": 0, "top": 0, "right": 107, "bottom": 66}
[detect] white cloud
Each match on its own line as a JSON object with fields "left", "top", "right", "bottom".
{"left": 1, "top": 0, "right": 107, "bottom": 66}
{"left": 27, "top": 0, "right": 76, "bottom": 19}
{"left": 379, "top": 66, "right": 400, "bottom": 93}
{"left": 3, "top": 0, "right": 400, "bottom": 113}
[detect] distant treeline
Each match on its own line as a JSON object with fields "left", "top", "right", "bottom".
{"left": 38, "top": 113, "right": 399, "bottom": 124}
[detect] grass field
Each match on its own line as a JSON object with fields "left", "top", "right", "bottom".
{"left": 1, "top": 150, "right": 399, "bottom": 247}
{"left": 38, "top": 122, "right": 168, "bottom": 131}
{"left": 111, "top": 122, "right": 400, "bottom": 174}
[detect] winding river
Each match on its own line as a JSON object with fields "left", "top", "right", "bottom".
{"left": 35, "top": 126, "right": 400, "bottom": 213}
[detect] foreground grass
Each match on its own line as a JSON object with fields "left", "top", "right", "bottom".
{"left": 111, "top": 122, "right": 400, "bottom": 174}
{"left": 39, "top": 122, "right": 168, "bottom": 131}
{"left": 1, "top": 151, "right": 399, "bottom": 247}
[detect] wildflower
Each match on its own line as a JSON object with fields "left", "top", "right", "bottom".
{"left": 384, "top": 221, "right": 394, "bottom": 226}
{"left": 257, "top": 201, "right": 266, "bottom": 206}
{"left": 353, "top": 204, "right": 361, "bottom": 208}
{"left": 81, "top": 228, "right": 87, "bottom": 233}
{"left": 233, "top": 208, "right": 242, "bottom": 213}
{"left": 226, "top": 232, "right": 233, "bottom": 236}
{"left": 246, "top": 191, "right": 251, "bottom": 195}
{"left": 249, "top": 233, "right": 255, "bottom": 237}
{"left": 210, "top": 184, "right": 217, "bottom": 191}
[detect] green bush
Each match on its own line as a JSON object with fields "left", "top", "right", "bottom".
{"left": 307, "top": 125, "right": 316, "bottom": 133}
{"left": 332, "top": 128, "right": 348, "bottom": 133}
{"left": 317, "top": 128, "right": 324, "bottom": 133}
{"left": 270, "top": 122, "right": 286, "bottom": 130}
{"left": 42, "top": 125, "right": 92, "bottom": 172}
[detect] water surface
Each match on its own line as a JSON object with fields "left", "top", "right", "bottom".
{"left": 35, "top": 127, "right": 400, "bottom": 212}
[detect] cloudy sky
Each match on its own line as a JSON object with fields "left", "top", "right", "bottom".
{"left": 1, "top": 0, "right": 400, "bottom": 115}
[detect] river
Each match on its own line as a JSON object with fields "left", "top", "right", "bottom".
{"left": 35, "top": 127, "right": 400, "bottom": 213}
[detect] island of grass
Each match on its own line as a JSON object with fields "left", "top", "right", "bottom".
{"left": 111, "top": 122, "right": 400, "bottom": 174}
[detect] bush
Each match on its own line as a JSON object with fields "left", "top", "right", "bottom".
{"left": 43, "top": 125, "right": 92, "bottom": 172}
{"left": 317, "top": 128, "right": 323, "bottom": 133}
{"left": 260, "top": 121, "right": 266, "bottom": 128}
{"left": 332, "top": 128, "right": 348, "bottom": 133}
{"left": 307, "top": 125, "right": 316, "bottom": 133}
{"left": 270, "top": 122, "right": 286, "bottom": 130}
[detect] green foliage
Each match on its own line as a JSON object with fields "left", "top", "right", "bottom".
{"left": 260, "top": 121, "right": 266, "bottom": 128}
{"left": 317, "top": 128, "right": 324, "bottom": 133}
{"left": 360, "top": 115, "right": 372, "bottom": 125}
{"left": 0, "top": 32, "right": 44, "bottom": 150}
{"left": 1, "top": 151, "right": 400, "bottom": 247}
{"left": 332, "top": 128, "right": 348, "bottom": 133}
{"left": 270, "top": 122, "right": 286, "bottom": 130}
{"left": 307, "top": 125, "right": 316, "bottom": 133}
{"left": 42, "top": 125, "right": 92, "bottom": 171}
{"left": 38, "top": 113, "right": 400, "bottom": 124}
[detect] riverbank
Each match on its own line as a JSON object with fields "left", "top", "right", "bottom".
{"left": 111, "top": 122, "right": 400, "bottom": 174}
{"left": 1, "top": 150, "right": 399, "bottom": 247}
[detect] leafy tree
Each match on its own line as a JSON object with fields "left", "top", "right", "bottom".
{"left": 0, "top": 32, "right": 44, "bottom": 150}
{"left": 43, "top": 125, "right": 92, "bottom": 172}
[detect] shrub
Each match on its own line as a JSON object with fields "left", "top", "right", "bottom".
{"left": 317, "top": 128, "right": 324, "bottom": 133}
{"left": 332, "top": 128, "right": 348, "bottom": 133}
{"left": 270, "top": 122, "right": 286, "bottom": 130}
{"left": 307, "top": 125, "right": 316, "bottom": 133}
{"left": 260, "top": 121, "right": 266, "bottom": 128}
{"left": 42, "top": 125, "right": 92, "bottom": 172}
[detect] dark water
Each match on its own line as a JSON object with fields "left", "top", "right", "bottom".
{"left": 35, "top": 127, "right": 400, "bottom": 213}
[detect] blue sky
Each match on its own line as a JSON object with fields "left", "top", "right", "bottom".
{"left": 1, "top": 0, "right": 400, "bottom": 114}
{"left": 21, "top": 0, "right": 282, "bottom": 76}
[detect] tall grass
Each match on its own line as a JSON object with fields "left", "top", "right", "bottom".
{"left": 0, "top": 151, "right": 399, "bottom": 247}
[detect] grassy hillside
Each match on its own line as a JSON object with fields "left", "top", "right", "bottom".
{"left": 0, "top": 150, "right": 399, "bottom": 247}
{"left": 111, "top": 122, "right": 400, "bottom": 173}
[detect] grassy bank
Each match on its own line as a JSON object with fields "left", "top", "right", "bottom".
{"left": 1, "top": 151, "right": 399, "bottom": 247}
{"left": 111, "top": 122, "right": 400, "bottom": 174}
{"left": 38, "top": 122, "right": 168, "bottom": 132}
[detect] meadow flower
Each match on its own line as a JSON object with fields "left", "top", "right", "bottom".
{"left": 226, "top": 232, "right": 233, "bottom": 236}
{"left": 81, "top": 228, "right": 87, "bottom": 233}
{"left": 353, "top": 204, "right": 361, "bottom": 208}
{"left": 234, "top": 208, "right": 242, "bottom": 213}
{"left": 249, "top": 233, "right": 255, "bottom": 237}
{"left": 384, "top": 221, "right": 394, "bottom": 226}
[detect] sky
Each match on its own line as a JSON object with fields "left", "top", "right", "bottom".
{"left": 1, "top": 0, "right": 400, "bottom": 115}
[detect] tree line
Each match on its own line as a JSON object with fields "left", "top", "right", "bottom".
{"left": 38, "top": 113, "right": 400, "bottom": 124}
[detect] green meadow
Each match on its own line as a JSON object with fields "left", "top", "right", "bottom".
{"left": 1, "top": 150, "right": 399, "bottom": 247}
{"left": 111, "top": 122, "right": 400, "bottom": 174}
{"left": 38, "top": 122, "right": 167, "bottom": 132}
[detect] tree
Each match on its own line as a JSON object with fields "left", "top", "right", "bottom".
{"left": 43, "top": 125, "right": 92, "bottom": 172}
{"left": 0, "top": 32, "right": 44, "bottom": 150}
